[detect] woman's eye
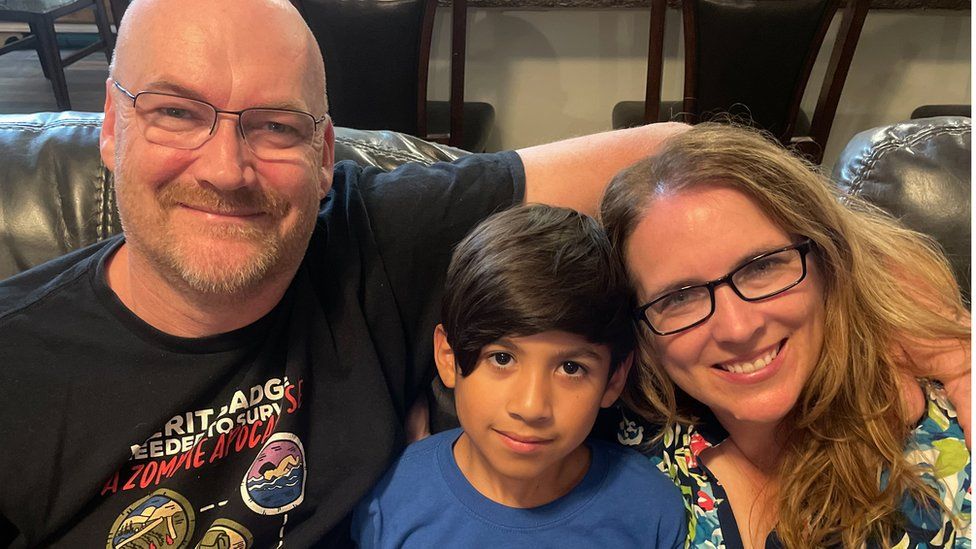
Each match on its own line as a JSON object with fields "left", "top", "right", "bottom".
{"left": 487, "top": 352, "right": 514, "bottom": 368}
{"left": 749, "top": 258, "right": 774, "bottom": 274}
{"left": 656, "top": 289, "right": 699, "bottom": 313}
{"left": 741, "top": 255, "right": 790, "bottom": 279}
{"left": 662, "top": 291, "right": 689, "bottom": 307}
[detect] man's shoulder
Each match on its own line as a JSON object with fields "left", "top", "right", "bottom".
{"left": 0, "top": 238, "right": 115, "bottom": 324}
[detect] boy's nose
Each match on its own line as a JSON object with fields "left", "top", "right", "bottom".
{"left": 506, "top": 368, "right": 553, "bottom": 424}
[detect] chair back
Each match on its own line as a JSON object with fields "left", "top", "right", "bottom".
{"left": 683, "top": 0, "right": 836, "bottom": 138}
{"left": 640, "top": 0, "right": 869, "bottom": 163}
{"left": 299, "top": 0, "right": 478, "bottom": 149}
{"left": 299, "top": 0, "right": 436, "bottom": 136}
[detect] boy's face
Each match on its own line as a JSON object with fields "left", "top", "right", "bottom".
{"left": 434, "top": 327, "right": 631, "bottom": 505}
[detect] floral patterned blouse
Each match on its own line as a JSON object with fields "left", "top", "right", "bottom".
{"left": 615, "top": 382, "right": 971, "bottom": 549}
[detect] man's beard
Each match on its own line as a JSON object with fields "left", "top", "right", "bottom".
{"left": 115, "top": 168, "right": 319, "bottom": 296}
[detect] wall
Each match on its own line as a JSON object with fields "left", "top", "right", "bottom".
{"left": 427, "top": 8, "right": 971, "bottom": 170}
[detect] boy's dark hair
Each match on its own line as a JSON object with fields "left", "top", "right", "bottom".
{"left": 441, "top": 204, "right": 635, "bottom": 376}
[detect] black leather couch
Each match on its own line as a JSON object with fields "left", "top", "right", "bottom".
{"left": 2, "top": 112, "right": 969, "bottom": 300}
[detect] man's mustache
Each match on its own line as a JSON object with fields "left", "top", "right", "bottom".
{"left": 157, "top": 182, "right": 289, "bottom": 218}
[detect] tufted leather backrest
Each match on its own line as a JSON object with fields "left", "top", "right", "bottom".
{"left": 0, "top": 111, "right": 468, "bottom": 281}
{"left": 832, "top": 116, "right": 971, "bottom": 305}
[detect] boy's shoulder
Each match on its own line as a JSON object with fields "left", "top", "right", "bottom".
{"left": 382, "top": 428, "right": 458, "bottom": 480}
{"left": 588, "top": 437, "right": 684, "bottom": 505}
{"left": 355, "top": 429, "right": 457, "bottom": 513}
{"left": 402, "top": 429, "right": 456, "bottom": 458}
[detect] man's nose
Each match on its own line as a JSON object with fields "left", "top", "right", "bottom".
{"left": 193, "top": 115, "right": 253, "bottom": 190}
{"left": 506, "top": 367, "right": 553, "bottom": 424}
{"left": 709, "top": 285, "right": 764, "bottom": 344}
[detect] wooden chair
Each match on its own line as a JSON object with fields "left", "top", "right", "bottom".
{"left": 0, "top": 0, "right": 115, "bottom": 110}
{"left": 613, "top": 0, "right": 869, "bottom": 164}
{"left": 298, "top": 0, "right": 494, "bottom": 152}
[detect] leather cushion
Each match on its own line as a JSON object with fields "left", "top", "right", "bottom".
{"left": 831, "top": 116, "right": 971, "bottom": 304}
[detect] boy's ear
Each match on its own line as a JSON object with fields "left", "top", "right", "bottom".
{"left": 600, "top": 352, "right": 634, "bottom": 408}
{"left": 433, "top": 324, "right": 458, "bottom": 389}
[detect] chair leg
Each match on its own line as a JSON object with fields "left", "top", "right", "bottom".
{"left": 27, "top": 22, "right": 51, "bottom": 80}
{"left": 33, "top": 17, "right": 71, "bottom": 110}
{"left": 93, "top": 0, "right": 116, "bottom": 63}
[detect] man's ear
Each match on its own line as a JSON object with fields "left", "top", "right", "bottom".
{"left": 433, "top": 324, "right": 458, "bottom": 389}
{"left": 317, "top": 118, "right": 336, "bottom": 200}
{"left": 99, "top": 78, "right": 118, "bottom": 172}
{"left": 600, "top": 352, "right": 634, "bottom": 408}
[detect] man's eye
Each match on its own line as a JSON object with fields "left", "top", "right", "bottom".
{"left": 487, "top": 352, "right": 514, "bottom": 368}
{"left": 160, "top": 107, "right": 193, "bottom": 119}
{"left": 264, "top": 121, "right": 300, "bottom": 135}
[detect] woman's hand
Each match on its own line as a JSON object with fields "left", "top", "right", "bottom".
{"left": 895, "top": 333, "right": 971, "bottom": 446}
{"left": 942, "top": 370, "right": 971, "bottom": 446}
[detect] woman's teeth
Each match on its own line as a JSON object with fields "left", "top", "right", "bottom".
{"left": 720, "top": 345, "right": 780, "bottom": 374}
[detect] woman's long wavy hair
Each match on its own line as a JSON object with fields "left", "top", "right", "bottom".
{"left": 600, "top": 123, "right": 969, "bottom": 548}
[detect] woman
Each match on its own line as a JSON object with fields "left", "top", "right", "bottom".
{"left": 600, "top": 123, "right": 970, "bottom": 548}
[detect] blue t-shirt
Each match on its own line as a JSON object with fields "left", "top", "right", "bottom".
{"left": 352, "top": 428, "right": 687, "bottom": 548}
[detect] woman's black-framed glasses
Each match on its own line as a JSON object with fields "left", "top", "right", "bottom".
{"left": 113, "top": 81, "right": 330, "bottom": 161}
{"left": 635, "top": 240, "right": 814, "bottom": 336}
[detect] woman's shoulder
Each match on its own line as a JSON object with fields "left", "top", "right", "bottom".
{"left": 898, "top": 380, "right": 971, "bottom": 548}
{"left": 611, "top": 406, "right": 723, "bottom": 463}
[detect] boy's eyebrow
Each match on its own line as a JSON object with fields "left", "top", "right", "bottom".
{"left": 555, "top": 348, "right": 608, "bottom": 362}
{"left": 488, "top": 338, "right": 609, "bottom": 362}
{"left": 490, "top": 338, "right": 520, "bottom": 352}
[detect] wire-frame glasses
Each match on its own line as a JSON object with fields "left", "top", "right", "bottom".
{"left": 113, "top": 81, "right": 329, "bottom": 161}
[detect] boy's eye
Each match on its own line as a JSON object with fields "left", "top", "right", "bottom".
{"left": 559, "top": 362, "right": 586, "bottom": 377}
{"left": 487, "top": 352, "right": 514, "bottom": 368}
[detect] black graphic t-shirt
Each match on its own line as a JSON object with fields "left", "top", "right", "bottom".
{"left": 0, "top": 152, "right": 524, "bottom": 548}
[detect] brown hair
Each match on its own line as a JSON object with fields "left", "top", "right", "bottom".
{"left": 600, "top": 123, "right": 969, "bottom": 547}
{"left": 442, "top": 204, "right": 635, "bottom": 376}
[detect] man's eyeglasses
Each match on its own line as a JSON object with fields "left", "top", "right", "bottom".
{"left": 113, "top": 81, "right": 329, "bottom": 161}
{"left": 635, "top": 240, "right": 814, "bottom": 336}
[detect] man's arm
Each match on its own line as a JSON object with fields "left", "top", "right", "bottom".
{"left": 518, "top": 122, "right": 689, "bottom": 215}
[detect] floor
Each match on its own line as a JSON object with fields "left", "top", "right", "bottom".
{"left": 0, "top": 49, "right": 110, "bottom": 114}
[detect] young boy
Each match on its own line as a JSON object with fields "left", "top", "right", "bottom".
{"left": 352, "top": 204, "right": 686, "bottom": 548}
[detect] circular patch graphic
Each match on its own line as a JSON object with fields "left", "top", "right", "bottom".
{"left": 240, "top": 432, "right": 305, "bottom": 515}
{"left": 195, "top": 518, "right": 253, "bottom": 549}
{"left": 107, "top": 488, "right": 195, "bottom": 549}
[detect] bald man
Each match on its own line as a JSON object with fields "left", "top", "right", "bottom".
{"left": 0, "top": 0, "right": 683, "bottom": 546}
